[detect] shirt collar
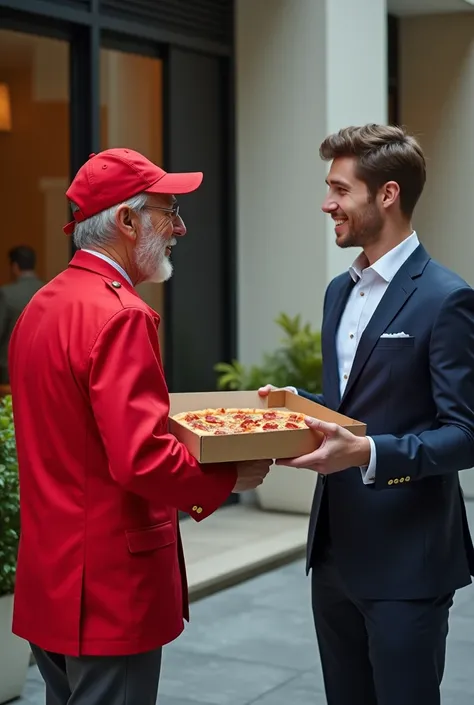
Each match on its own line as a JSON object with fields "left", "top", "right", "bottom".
{"left": 349, "top": 231, "right": 420, "bottom": 283}
{"left": 81, "top": 249, "right": 134, "bottom": 288}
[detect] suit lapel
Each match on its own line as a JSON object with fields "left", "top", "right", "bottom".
{"left": 323, "top": 274, "right": 355, "bottom": 405}
{"left": 337, "top": 244, "right": 430, "bottom": 409}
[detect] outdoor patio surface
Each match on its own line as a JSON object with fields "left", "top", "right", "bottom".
{"left": 17, "top": 501, "right": 474, "bottom": 705}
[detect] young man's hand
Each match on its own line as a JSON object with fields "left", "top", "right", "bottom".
{"left": 276, "top": 417, "right": 371, "bottom": 474}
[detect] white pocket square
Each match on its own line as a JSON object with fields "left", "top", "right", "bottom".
{"left": 380, "top": 332, "right": 411, "bottom": 338}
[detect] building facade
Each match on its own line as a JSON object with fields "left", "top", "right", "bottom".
{"left": 235, "top": 0, "right": 474, "bottom": 366}
{"left": 1, "top": 0, "right": 474, "bottom": 497}
{"left": 0, "top": 0, "right": 236, "bottom": 394}
{"left": 234, "top": 0, "right": 474, "bottom": 505}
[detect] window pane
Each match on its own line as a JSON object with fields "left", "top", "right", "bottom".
{"left": 100, "top": 49, "right": 165, "bottom": 333}
{"left": 0, "top": 30, "right": 70, "bottom": 286}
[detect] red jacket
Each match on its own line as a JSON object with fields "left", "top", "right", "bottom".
{"left": 8, "top": 251, "right": 236, "bottom": 656}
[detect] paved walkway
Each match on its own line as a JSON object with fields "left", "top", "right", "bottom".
{"left": 19, "top": 503, "right": 474, "bottom": 705}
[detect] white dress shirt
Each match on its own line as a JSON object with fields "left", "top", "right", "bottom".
{"left": 82, "top": 249, "right": 134, "bottom": 287}
{"left": 336, "top": 231, "right": 420, "bottom": 483}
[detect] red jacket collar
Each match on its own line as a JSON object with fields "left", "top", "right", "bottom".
{"left": 68, "top": 250, "right": 136, "bottom": 292}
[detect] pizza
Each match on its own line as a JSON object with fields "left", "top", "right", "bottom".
{"left": 171, "top": 407, "right": 307, "bottom": 436}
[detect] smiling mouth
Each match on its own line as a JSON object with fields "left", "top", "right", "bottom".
{"left": 166, "top": 239, "right": 177, "bottom": 256}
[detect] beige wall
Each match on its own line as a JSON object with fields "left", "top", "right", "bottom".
{"left": 236, "top": 0, "right": 327, "bottom": 366}
{"left": 400, "top": 12, "right": 474, "bottom": 286}
{"left": 236, "top": 0, "right": 387, "bottom": 366}
{"left": 400, "top": 12, "right": 474, "bottom": 498}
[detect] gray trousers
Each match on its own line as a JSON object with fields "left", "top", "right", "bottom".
{"left": 30, "top": 643, "right": 162, "bottom": 705}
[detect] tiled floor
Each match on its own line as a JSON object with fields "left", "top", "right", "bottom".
{"left": 181, "top": 503, "right": 307, "bottom": 600}
{"left": 15, "top": 501, "right": 474, "bottom": 704}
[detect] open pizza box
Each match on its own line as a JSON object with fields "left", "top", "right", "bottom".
{"left": 168, "top": 389, "right": 366, "bottom": 463}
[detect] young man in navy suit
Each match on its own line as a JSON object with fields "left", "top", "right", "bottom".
{"left": 260, "top": 124, "right": 474, "bottom": 705}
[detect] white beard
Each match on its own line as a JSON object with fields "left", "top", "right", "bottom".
{"left": 135, "top": 211, "right": 175, "bottom": 284}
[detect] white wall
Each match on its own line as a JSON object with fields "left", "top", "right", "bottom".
{"left": 236, "top": 0, "right": 387, "bottom": 366}
{"left": 400, "top": 13, "right": 474, "bottom": 286}
{"left": 236, "top": 0, "right": 327, "bottom": 365}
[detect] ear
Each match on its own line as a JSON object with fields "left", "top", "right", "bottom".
{"left": 115, "top": 204, "right": 138, "bottom": 242}
{"left": 380, "top": 180, "right": 400, "bottom": 210}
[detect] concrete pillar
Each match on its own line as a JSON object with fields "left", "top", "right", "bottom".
{"left": 236, "top": 0, "right": 387, "bottom": 366}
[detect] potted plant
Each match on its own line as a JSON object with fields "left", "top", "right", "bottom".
{"left": 215, "top": 313, "right": 323, "bottom": 514}
{"left": 0, "top": 394, "right": 30, "bottom": 703}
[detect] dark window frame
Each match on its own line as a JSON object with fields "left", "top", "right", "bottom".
{"left": 388, "top": 14, "right": 400, "bottom": 125}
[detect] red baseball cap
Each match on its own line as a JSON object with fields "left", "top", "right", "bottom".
{"left": 63, "top": 148, "right": 203, "bottom": 234}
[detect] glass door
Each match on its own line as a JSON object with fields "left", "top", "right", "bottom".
{"left": 100, "top": 46, "right": 165, "bottom": 345}
{"left": 0, "top": 29, "right": 71, "bottom": 286}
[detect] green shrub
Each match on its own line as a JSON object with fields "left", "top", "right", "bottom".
{"left": 0, "top": 394, "right": 20, "bottom": 597}
{"left": 215, "top": 313, "right": 323, "bottom": 394}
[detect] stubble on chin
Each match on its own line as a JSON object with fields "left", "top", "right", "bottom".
{"left": 336, "top": 232, "right": 359, "bottom": 249}
{"left": 337, "top": 218, "right": 382, "bottom": 250}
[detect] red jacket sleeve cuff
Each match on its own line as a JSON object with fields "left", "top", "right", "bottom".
{"left": 185, "top": 463, "right": 238, "bottom": 521}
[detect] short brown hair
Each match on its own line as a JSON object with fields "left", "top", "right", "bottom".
{"left": 319, "top": 124, "right": 426, "bottom": 218}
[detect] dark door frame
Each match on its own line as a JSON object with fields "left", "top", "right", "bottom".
{"left": 388, "top": 14, "right": 400, "bottom": 124}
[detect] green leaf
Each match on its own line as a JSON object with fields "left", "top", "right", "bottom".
{"left": 214, "top": 313, "right": 323, "bottom": 395}
{"left": 0, "top": 394, "right": 20, "bottom": 597}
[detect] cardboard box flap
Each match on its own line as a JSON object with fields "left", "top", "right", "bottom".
{"left": 169, "top": 390, "right": 267, "bottom": 416}
{"left": 168, "top": 389, "right": 366, "bottom": 463}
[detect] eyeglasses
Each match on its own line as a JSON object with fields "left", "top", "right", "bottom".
{"left": 143, "top": 203, "right": 180, "bottom": 219}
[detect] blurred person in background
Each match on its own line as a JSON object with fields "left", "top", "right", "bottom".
{"left": 0, "top": 245, "right": 43, "bottom": 383}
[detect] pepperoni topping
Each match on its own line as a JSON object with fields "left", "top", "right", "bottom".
{"left": 240, "top": 418, "right": 258, "bottom": 427}
{"left": 205, "top": 415, "right": 223, "bottom": 424}
{"left": 179, "top": 407, "right": 305, "bottom": 436}
{"left": 193, "top": 422, "right": 208, "bottom": 431}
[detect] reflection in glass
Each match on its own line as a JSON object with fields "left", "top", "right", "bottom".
{"left": 100, "top": 49, "right": 165, "bottom": 331}
{"left": 0, "top": 30, "right": 70, "bottom": 286}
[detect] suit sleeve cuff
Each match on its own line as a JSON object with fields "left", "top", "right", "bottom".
{"left": 360, "top": 436, "right": 376, "bottom": 485}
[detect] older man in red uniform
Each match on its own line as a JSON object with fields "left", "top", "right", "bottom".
{"left": 8, "top": 149, "right": 270, "bottom": 705}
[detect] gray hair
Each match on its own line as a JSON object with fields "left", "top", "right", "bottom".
{"left": 70, "top": 192, "right": 148, "bottom": 249}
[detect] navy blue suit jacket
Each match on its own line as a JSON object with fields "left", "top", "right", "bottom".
{"left": 300, "top": 244, "right": 474, "bottom": 600}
